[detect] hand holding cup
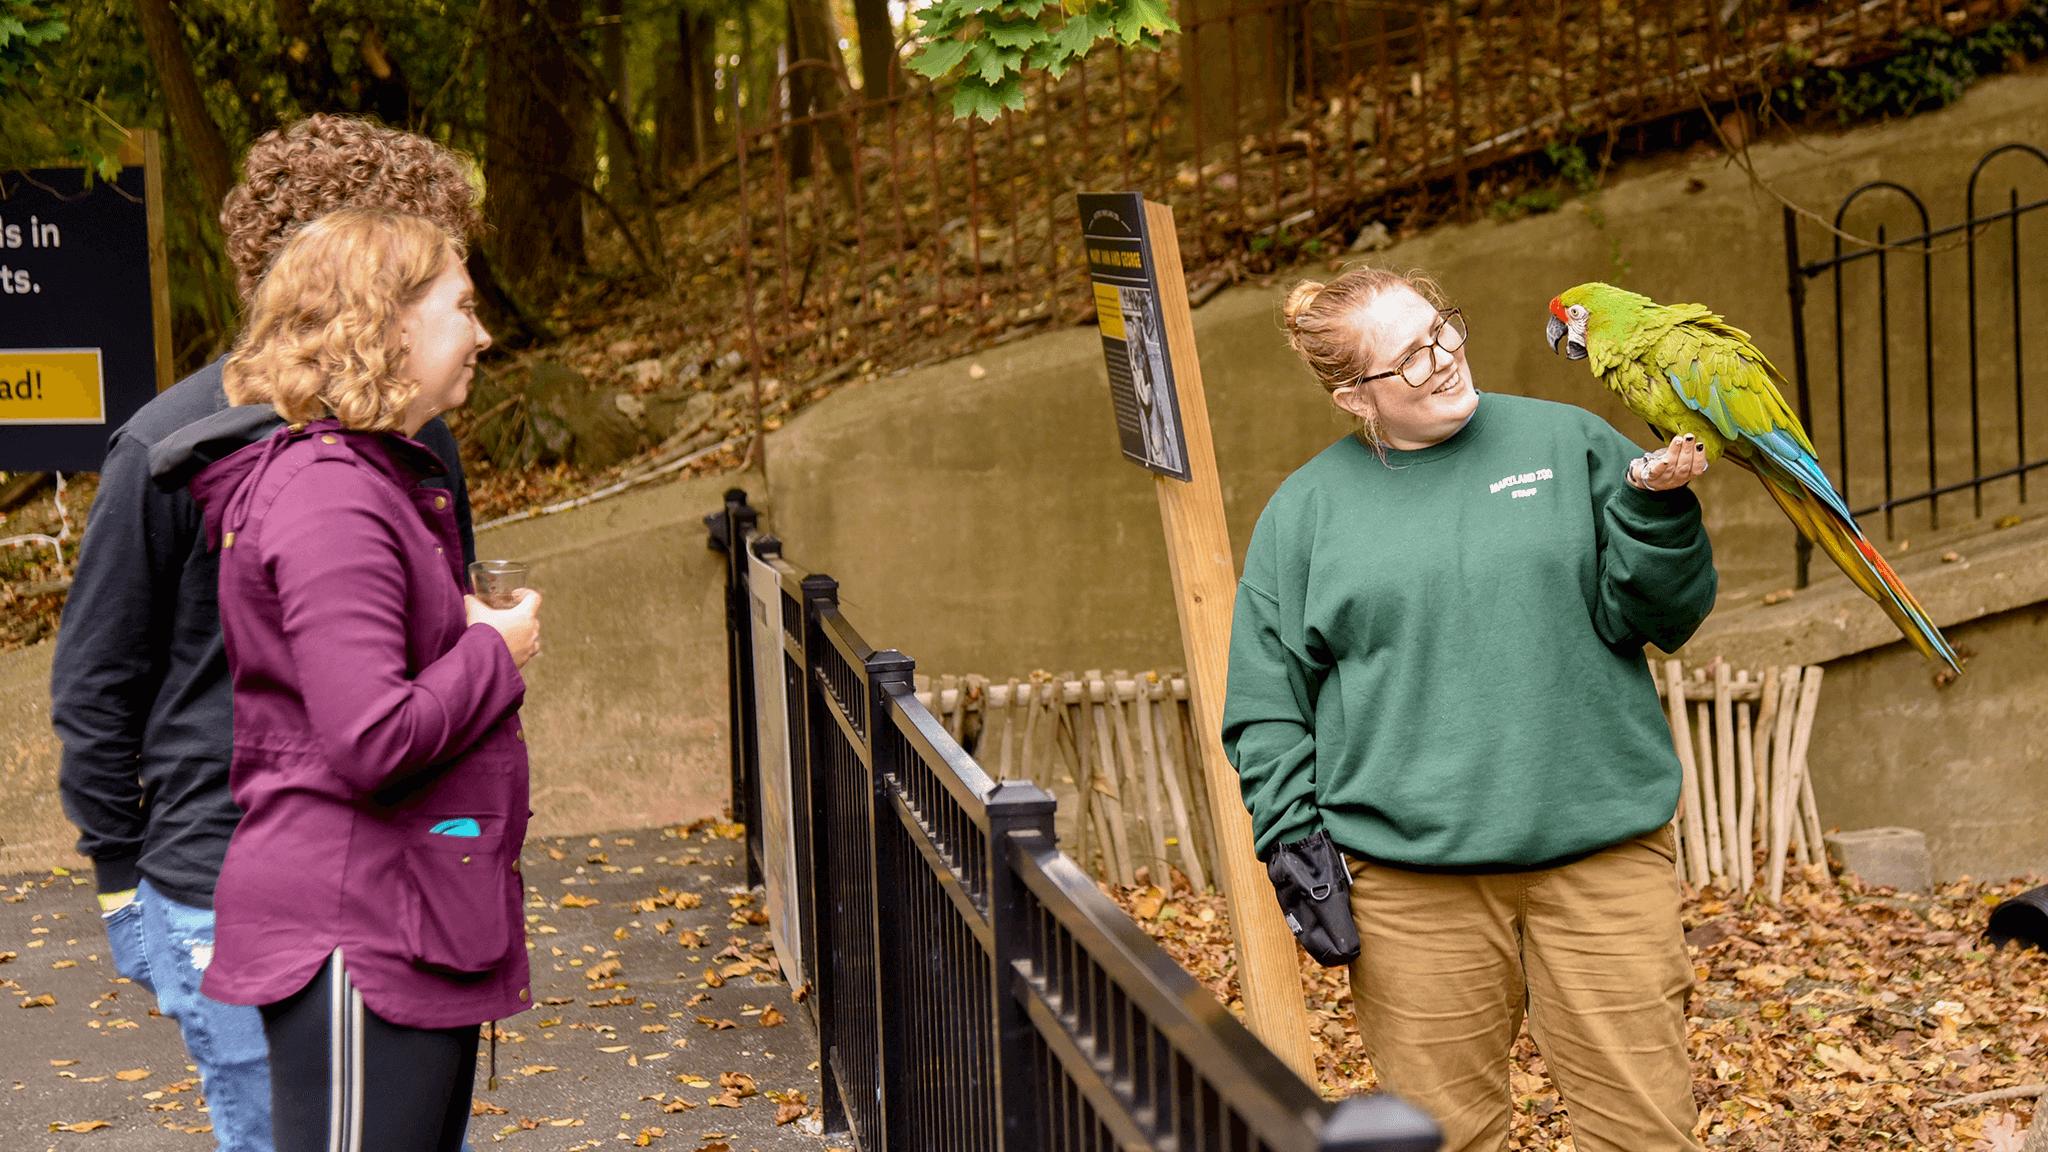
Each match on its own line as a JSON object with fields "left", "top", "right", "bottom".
{"left": 467, "top": 560, "right": 541, "bottom": 667}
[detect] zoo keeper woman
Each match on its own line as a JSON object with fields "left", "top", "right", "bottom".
{"left": 173, "top": 207, "right": 540, "bottom": 1152}
{"left": 1221, "top": 266, "right": 1718, "bottom": 1152}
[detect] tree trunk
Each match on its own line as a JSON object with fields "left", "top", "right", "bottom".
{"left": 136, "top": 0, "right": 234, "bottom": 211}
{"left": 356, "top": 24, "right": 415, "bottom": 126}
{"left": 657, "top": 9, "right": 720, "bottom": 179}
{"left": 272, "top": 0, "right": 342, "bottom": 111}
{"left": 691, "top": 12, "right": 717, "bottom": 160}
{"left": 654, "top": 20, "right": 694, "bottom": 179}
{"left": 851, "top": 0, "right": 897, "bottom": 104}
{"left": 784, "top": 0, "right": 854, "bottom": 194}
{"left": 783, "top": 4, "right": 812, "bottom": 180}
{"left": 600, "top": 0, "right": 632, "bottom": 198}
{"left": 484, "top": 0, "right": 592, "bottom": 299}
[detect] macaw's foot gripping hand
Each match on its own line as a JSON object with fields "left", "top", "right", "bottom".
{"left": 1267, "top": 830, "right": 1361, "bottom": 967}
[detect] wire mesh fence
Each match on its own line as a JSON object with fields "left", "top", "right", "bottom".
{"left": 700, "top": 0, "right": 2001, "bottom": 400}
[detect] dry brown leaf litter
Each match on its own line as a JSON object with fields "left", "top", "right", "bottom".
{"left": 1110, "top": 865, "right": 2048, "bottom": 1150}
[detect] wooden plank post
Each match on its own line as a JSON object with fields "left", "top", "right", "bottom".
{"left": 1138, "top": 199, "right": 1316, "bottom": 1079}
{"left": 140, "top": 130, "right": 172, "bottom": 393}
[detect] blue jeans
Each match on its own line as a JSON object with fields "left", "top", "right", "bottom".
{"left": 103, "top": 878, "right": 274, "bottom": 1152}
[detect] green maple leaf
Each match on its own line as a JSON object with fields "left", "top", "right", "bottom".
{"left": 1109, "top": 0, "right": 1175, "bottom": 43}
{"left": 969, "top": 42, "right": 1025, "bottom": 85}
{"left": 907, "top": 0, "right": 1176, "bottom": 119}
{"left": 908, "top": 37, "right": 973, "bottom": 80}
{"left": 983, "top": 19, "right": 1044, "bottom": 49}
{"left": 951, "top": 74, "right": 1024, "bottom": 120}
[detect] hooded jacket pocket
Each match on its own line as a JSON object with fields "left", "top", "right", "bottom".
{"left": 399, "top": 817, "right": 514, "bottom": 976}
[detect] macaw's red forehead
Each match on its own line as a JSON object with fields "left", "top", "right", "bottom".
{"left": 1548, "top": 296, "right": 1571, "bottom": 321}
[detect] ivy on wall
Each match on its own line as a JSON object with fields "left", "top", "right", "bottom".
{"left": 1773, "top": 0, "right": 2048, "bottom": 121}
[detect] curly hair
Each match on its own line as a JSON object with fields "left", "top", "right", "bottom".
{"left": 220, "top": 115, "right": 481, "bottom": 303}
{"left": 1282, "top": 266, "right": 1449, "bottom": 449}
{"left": 222, "top": 209, "right": 459, "bottom": 432}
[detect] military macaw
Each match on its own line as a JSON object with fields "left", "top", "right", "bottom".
{"left": 1546, "top": 282, "right": 1962, "bottom": 676}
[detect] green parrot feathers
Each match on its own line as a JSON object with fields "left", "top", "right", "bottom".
{"left": 1546, "top": 281, "right": 1963, "bottom": 675}
{"left": 1552, "top": 281, "right": 1815, "bottom": 460}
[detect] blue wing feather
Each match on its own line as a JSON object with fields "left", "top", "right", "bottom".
{"left": 1663, "top": 369, "right": 1856, "bottom": 523}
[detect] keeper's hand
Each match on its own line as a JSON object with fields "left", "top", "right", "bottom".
{"left": 1628, "top": 433, "right": 1710, "bottom": 492}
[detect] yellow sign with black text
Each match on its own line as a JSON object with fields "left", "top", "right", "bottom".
{"left": 0, "top": 350, "right": 106, "bottom": 424}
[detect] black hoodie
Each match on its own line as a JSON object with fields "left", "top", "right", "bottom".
{"left": 51, "top": 359, "right": 474, "bottom": 908}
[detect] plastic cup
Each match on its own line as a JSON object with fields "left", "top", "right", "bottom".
{"left": 468, "top": 560, "right": 530, "bottom": 610}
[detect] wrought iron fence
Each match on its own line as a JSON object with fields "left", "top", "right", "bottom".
{"left": 1780, "top": 142, "right": 2048, "bottom": 584}
{"left": 706, "top": 489, "right": 1442, "bottom": 1152}
{"left": 700, "top": 0, "right": 2006, "bottom": 397}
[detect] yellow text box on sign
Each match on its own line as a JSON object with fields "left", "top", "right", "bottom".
{"left": 0, "top": 349, "right": 105, "bottom": 424}
{"left": 1092, "top": 283, "right": 1126, "bottom": 340}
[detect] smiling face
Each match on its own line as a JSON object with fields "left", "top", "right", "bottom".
{"left": 1331, "top": 286, "right": 1480, "bottom": 450}
{"left": 397, "top": 251, "right": 491, "bottom": 437}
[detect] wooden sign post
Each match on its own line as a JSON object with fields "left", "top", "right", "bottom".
{"left": 1079, "top": 193, "right": 1316, "bottom": 1080}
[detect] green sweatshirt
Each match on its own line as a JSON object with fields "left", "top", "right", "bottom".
{"left": 1222, "top": 392, "right": 1717, "bottom": 868}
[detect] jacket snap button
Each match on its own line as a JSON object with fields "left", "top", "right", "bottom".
{"left": 320, "top": 435, "right": 338, "bottom": 444}
{"left": 514, "top": 729, "right": 525, "bottom": 742}
{"left": 518, "top": 988, "right": 529, "bottom": 1002}
{"left": 434, "top": 495, "right": 448, "bottom": 510}
{"left": 461, "top": 855, "right": 471, "bottom": 864}
{"left": 223, "top": 532, "right": 234, "bottom": 549}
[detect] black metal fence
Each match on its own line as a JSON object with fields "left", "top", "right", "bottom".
{"left": 706, "top": 489, "right": 1440, "bottom": 1152}
{"left": 1781, "top": 143, "right": 2048, "bottom": 585}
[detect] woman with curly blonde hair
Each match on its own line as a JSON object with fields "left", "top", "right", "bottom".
{"left": 56, "top": 117, "right": 487, "bottom": 1152}
{"left": 168, "top": 207, "right": 539, "bottom": 1152}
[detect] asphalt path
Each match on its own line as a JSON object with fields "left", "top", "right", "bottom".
{"left": 0, "top": 824, "right": 832, "bottom": 1152}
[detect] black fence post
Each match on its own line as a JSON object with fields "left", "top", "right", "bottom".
{"left": 1782, "top": 207, "right": 1815, "bottom": 590}
{"left": 800, "top": 572, "right": 848, "bottom": 1139}
{"left": 865, "top": 647, "right": 915, "bottom": 1152}
{"left": 706, "top": 489, "right": 762, "bottom": 887}
{"left": 986, "top": 780, "right": 1057, "bottom": 1152}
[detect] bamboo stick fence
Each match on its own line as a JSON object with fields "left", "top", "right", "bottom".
{"left": 1657, "top": 658, "right": 1833, "bottom": 902}
{"left": 924, "top": 658, "right": 1830, "bottom": 902}
{"left": 915, "top": 670, "right": 1218, "bottom": 894}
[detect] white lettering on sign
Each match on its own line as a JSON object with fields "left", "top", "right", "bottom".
{"left": 0, "top": 216, "right": 59, "bottom": 251}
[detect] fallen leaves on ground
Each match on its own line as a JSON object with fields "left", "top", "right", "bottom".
{"left": 515, "top": 1065, "right": 559, "bottom": 1076}
{"left": 471, "top": 1098, "right": 508, "bottom": 1116}
{"left": 559, "top": 894, "right": 602, "bottom": 908}
{"left": 768, "top": 1087, "right": 810, "bottom": 1125}
{"left": 113, "top": 1068, "right": 149, "bottom": 1081}
{"left": 1111, "top": 864, "right": 2048, "bottom": 1149}
{"left": 20, "top": 993, "right": 54, "bottom": 1007}
{"left": 48, "top": 1120, "right": 110, "bottom": 1132}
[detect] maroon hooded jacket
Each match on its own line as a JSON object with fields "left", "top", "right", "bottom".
{"left": 189, "top": 419, "right": 531, "bottom": 1029}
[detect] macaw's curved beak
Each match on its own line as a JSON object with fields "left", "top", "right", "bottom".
{"left": 1545, "top": 302, "right": 1589, "bottom": 361}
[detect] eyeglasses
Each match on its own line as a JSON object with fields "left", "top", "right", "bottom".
{"left": 1357, "top": 309, "right": 1468, "bottom": 388}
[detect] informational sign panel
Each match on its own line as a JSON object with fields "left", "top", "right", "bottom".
{"left": 1078, "top": 192, "right": 1191, "bottom": 481}
{"left": 0, "top": 161, "right": 162, "bottom": 471}
{"left": 746, "top": 546, "right": 805, "bottom": 995}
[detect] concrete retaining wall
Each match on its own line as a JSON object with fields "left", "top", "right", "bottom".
{"left": 0, "top": 471, "right": 736, "bottom": 874}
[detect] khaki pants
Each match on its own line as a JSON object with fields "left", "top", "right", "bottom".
{"left": 1344, "top": 827, "right": 1700, "bottom": 1152}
